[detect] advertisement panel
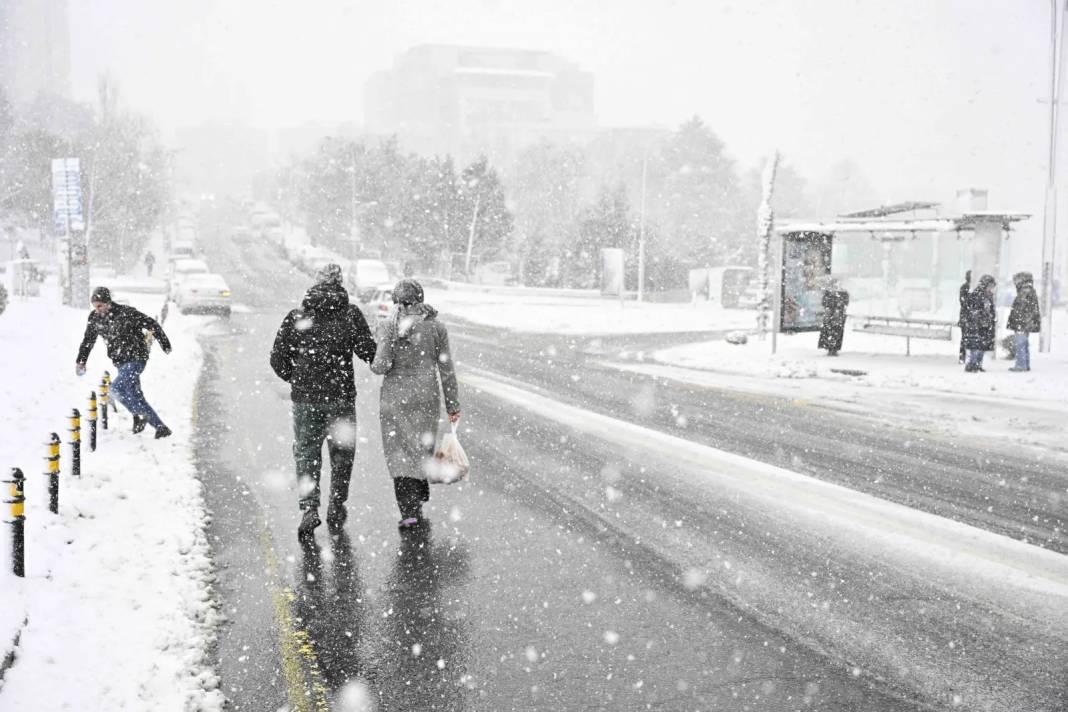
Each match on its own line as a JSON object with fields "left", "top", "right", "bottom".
{"left": 780, "top": 232, "right": 833, "bottom": 332}
{"left": 600, "top": 248, "right": 624, "bottom": 296}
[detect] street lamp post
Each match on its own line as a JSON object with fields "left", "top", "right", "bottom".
{"left": 637, "top": 151, "right": 648, "bottom": 302}
{"left": 1040, "top": 0, "right": 1067, "bottom": 352}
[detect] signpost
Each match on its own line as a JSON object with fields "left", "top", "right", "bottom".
{"left": 51, "top": 158, "right": 87, "bottom": 306}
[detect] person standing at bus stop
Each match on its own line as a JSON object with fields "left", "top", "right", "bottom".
{"left": 818, "top": 278, "right": 849, "bottom": 357}
{"left": 962, "top": 274, "right": 997, "bottom": 373}
{"left": 957, "top": 270, "right": 971, "bottom": 363}
{"left": 1006, "top": 271, "right": 1040, "bottom": 372}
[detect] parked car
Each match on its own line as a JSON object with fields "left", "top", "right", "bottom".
{"left": 359, "top": 283, "right": 394, "bottom": 325}
{"left": 348, "top": 259, "right": 391, "bottom": 302}
{"left": 174, "top": 273, "right": 232, "bottom": 316}
{"left": 168, "top": 258, "right": 210, "bottom": 298}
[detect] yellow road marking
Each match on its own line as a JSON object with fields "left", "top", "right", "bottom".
{"left": 259, "top": 523, "right": 330, "bottom": 712}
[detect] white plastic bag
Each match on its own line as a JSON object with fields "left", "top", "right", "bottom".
{"left": 427, "top": 422, "right": 470, "bottom": 484}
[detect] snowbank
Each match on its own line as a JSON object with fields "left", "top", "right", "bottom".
{"left": 0, "top": 285, "right": 223, "bottom": 711}
{"left": 429, "top": 285, "right": 756, "bottom": 335}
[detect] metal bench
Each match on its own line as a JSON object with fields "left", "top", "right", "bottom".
{"left": 851, "top": 314, "right": 956, "bottom": 356}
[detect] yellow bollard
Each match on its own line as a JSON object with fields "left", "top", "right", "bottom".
{"left": 69, "top": 408, "right": 81, "bottom": 478}
{"left": 3, "top": 468, "right": 24, "bottom": 577}
{"left": 45, "top": 432, "right": 60, "bottom": 513}
{"left": 88, "top": 392, "right": 98, "bottom": 451}
{"left": 99, "top": 375, "right": 109, "bottom": 430}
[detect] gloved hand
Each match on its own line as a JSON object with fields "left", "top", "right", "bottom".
{"left": 75, "top": 362, "right": 86, "bottom": 376}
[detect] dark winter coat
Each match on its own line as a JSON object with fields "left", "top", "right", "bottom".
{"left": 958, "top": 280, "right": 971, "bottom": 327}
{"left": 370, "top": 304, "right": 460, "bottom": 481}
{"left": 270, "top": 281, "right": 376, "bottom": 405}
{"left": 962, "top": 288, "right": 996, "bottom": 351}
{"left": 76, "top": 303, "right": 171, "bottom": 365}
{"left": 818, "top": 289, "right": 849, "bottom": 352}
{"left": 1007, "top": 279, "right": 1041, "bottom": 333}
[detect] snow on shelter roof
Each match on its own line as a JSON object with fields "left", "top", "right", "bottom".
{"left": 839, "top": 201, "right": 941, "bottom": 218}
{"left": 776, "top": 212, "right": 1030, "bottom": 235}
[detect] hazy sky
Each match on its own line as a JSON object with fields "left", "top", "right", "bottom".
{"left": 68, "top": 0, "right": 1055, "bottom": 256}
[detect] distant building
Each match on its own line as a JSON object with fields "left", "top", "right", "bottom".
{"left": 365, "top": 44, "right": 596, "bottom": 165}
{"left": 173, "top": 122, "right": 270, "bottom": 199}
{"left": 0, "top": 0, "right": 71, "bottom": 107}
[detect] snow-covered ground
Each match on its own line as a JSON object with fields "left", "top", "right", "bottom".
{"left": 428, "top": 283, "right": 1068, "bottom": 453}
{"left": 428, "top": 285, "right": 756, "bottom": 335}
{"left": 0, "top": 282, "right": 223, "bottom": 710}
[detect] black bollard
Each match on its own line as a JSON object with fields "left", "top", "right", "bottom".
{"left": 99, "top": 376, "right": 109, "bottom": 430}
{"left": 88, "top": 392, "right": 98, "bottom": 452}
{"left": 45, "top": 432, "right": 60, "bottom": 514}
{"left": 69, "top": 408, "right": 81, "bottom": 478}
{"left": 3, "top": 468, "right": 24, "bottom": 577}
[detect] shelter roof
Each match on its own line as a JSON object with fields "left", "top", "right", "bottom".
{"left": 838, "top": 202, "right": 941, "bottom": 218}
{"left": 777, "top": 212, "right": 1030, "bottom": 235}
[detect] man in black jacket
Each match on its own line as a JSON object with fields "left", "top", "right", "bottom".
{"left": 962, "top": 274, "right": 997, "bottom": 373}
{"left": 75, "top": 286, "right": 173, "bottom": 438}
{"left": 270, "top": 264, "right": 376, "bottom": 540}
{"left": 1007, "top": 271, "right": 1041, "bottom": 372}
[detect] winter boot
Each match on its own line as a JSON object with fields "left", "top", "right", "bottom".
{"left": 154, "top": 424, "right": 173, "bottom": 439}
{"left": 132, "top": 415, "right": 147, "bottom": 434}
{"left": 298, "top": 507, "right": 321, "bottom": 541}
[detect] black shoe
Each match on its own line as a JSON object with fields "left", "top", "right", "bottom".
{"left": 132, "top": 415, "right": 147, "bottom": 434}
{"left": 154, "top": 424, "right": 172, "bottom": 439}
{"left": 326, "top": 502, "right": 347, "bottom": 531}
{"left": 298, "top": 507, "right": 321, "bottom": 541}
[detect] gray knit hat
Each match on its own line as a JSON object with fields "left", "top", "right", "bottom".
{"left": 316, "top": 263, "right": 343, "bottom": 286}
{"left": 391, "top": 278, "right": 424, "bottom": 306}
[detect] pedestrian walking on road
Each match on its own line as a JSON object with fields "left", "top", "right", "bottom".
{"left": 817, "top": 279, "right": 849, "bottom": 356}
{"left": 957, "top": 270, "right": 972, "bottom": 363}
{"left": 270, "top": 263, "right": 376, "bottom": 541}
{"left": 962, "top": 274, "right": 997, "bottom": 373}
{"left": 144, "top": 250, "right": 156, "bottom": 277}
{"left": 75, "top": 286, "right": 173, "bottom": 438}
{"left": 370, "top": 279, "right": 461, "bottom": 529}
{"left": 1006, "top": 271, "right": 1041, "bottom": 372}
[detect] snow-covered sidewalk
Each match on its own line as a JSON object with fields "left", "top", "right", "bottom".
{"left": 630, "top": 322, "right": 1068, "bottom": 451}
{"left": 0, "top": 285, "right": 223, "bottom": 710}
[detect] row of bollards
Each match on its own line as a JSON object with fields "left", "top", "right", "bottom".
{"left": 5, "top": 370, "right": 115, "bottom": 577}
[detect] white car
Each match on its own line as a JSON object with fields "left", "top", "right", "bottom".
{"left": 360, "top": 283, "right": 394, "bottom": 325}
{"left": 174, "top": 273, "right": 232, "bottom": 316}
{"left": 168, "top": 258, "right": 210, "bottom": 298}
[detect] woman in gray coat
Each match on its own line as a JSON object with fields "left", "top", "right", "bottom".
{"left": 371, "top": 279, "right": 461, "bottom": 527}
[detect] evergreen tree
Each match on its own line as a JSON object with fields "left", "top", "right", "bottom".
{"left": 457, "top": 156, "right": 512, "bottom": 275}
{"left": 566, "top": 182, "right": 631, "bottom": 288}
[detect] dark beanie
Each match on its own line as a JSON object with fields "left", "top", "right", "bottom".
{"left": 91, "top": 286, "right": 112, "bottom": 303}
{"left": 391, "top": 279, "right": 424, "bottom": 306}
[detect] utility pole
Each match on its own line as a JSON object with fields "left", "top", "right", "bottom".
{"left": 1040, "top": 0, "right": 1067, "bottom": 352}
{"left": 464, "top": 192, "right": 481, "bottom": 278}
{"left": 637, "top": 151, "right": 648, "bottom": 302}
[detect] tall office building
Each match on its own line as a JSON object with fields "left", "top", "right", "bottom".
{"left": 0, "top": 0, "right": 71, "bottom": 108}
{"left": 365, "top": 44, "right": 596, "bottom": 164}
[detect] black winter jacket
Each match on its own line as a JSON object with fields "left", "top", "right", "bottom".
{"left": 1007, "top": 283, "right": 1041, "bottom": 333}
{"left": 962, "top": 289, "right": 996, "bottom": 351}
{"left": 76, "top": 303, "right": 171, "bottom": 365}
{"left": 270, "top": 281, "right": 376, "bottom": 405}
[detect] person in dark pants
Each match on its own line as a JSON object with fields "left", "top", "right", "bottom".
{"left": 370, "top": 279, "right": 460, "bottom": 528}
{"left": 962, "top": 274, "right": 997, "bottom": 373}
{"left": 75, "top": 286, "right": 173, "bottom": 438}
{"left": 270, "top": 264, "right": 376, "bottom": 541}
{"left": 957, "top": 270, "right": 972, "bottom": 363}
{"left": 1006, "top": 271, "right": 1041, "bottom": 372}
{"left": 144, "top": 250, "right": 156, "bottom": 277}
{"left": 817, "top": 279, "right": 849, "bottom": 356}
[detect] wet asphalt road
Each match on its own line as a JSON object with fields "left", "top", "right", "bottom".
{"left": 193, "top": 227, "right": 1067, "bottom": 711}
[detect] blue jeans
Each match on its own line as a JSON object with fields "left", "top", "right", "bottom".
{"left": 1014, "top": 332, "right": 1031, "bottom": 370}
{"left": 111, "top": 361, "right": 165, "bottom": 428}
{"left": 965, "top": 349, "right": 985, "bottom": 370}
